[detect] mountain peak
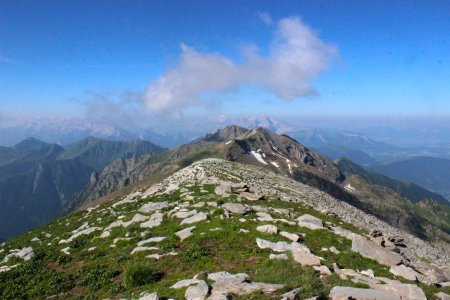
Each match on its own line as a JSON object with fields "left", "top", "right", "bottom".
{"left": 203, "top": 125, "right": 249, "bottom": 142}
{"left": 13, "top": 137, "right": 49, "bottom": 152}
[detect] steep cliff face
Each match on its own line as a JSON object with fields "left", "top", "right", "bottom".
{"left": 0, "top": 137, "right": 165, "bottom": 240}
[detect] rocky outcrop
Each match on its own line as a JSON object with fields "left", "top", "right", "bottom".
{"left": 329, "top": 286, "right": 401, "bottom": 300}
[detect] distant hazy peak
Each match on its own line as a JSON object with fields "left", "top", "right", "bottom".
{"left": 13, "top": 137, "right": 50, "bottom": 152}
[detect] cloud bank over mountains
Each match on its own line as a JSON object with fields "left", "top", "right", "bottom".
{"left": 142, "top": 16, "right": 337, "bottom": 113}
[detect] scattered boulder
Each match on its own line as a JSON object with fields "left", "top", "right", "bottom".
{"left": 173, "top": 209, "right": 198, "bottom": 219}
{"left": 137, "top": 237, "right": 166, "bottom": 246}
{"left": 270, "top": 253, "right": 288, "bottom": 260}
{"left": 181, "top": 212, "right": 208, "bottom": 225}
{"left": 372, "top": 281, "right": 426, "bottom": 300}
{"left": 313, "top": 265, "right": 332, "bottom": 275}
{"left": 280, "top": 231, "right": 300, "bottom": 242}
{"left": 139, "top": 292, "right": 159, "bottom": 300}
{"left": 171, "top": 279, "right": 203, "bottom": 289}
{"left": 1, "top": 246, "right": 35, "bottom": 263}
{"left": 256, "top": 238, "right": 292, "bottom": 252}
{"left": 291, "top": 247, "right": 321, "bottom": 266}
{"left": 297, "top": 214, "right": 323, "bottom": 230}
{"left": 147, "top": 251, "right": 177, "bottom": 259}
{"left": 139, "top": 201, "right": 169, "bottom": 213}
{"left": 208, "top": 271, "right": 249, "bottom": 282}
{"left": 185, "top": 280, "right": 209, "bottom": 300}
{"left": 60, "top": 227, "right": 101, "bottom": 244}
{"left": 434, "top": 292, "right": 450, "bottom": 300}
{"left": 215, "top": 183, "right": 232, "bottom": 197}
{"left": 240, "top": 191, "right": 263, "bottom": 201}
{"left": 208, "top": 277, "right": 283, "bottom": 299}
{"left": 329, "top": 286, "right": 401, "bottom": 300}
{"left": 176, "top": 226, "right": 195, "bottom": 241}
{"left": 351, "top": 235, "right": 403, "bottom": 267}
{"left": 131, "top": 246, "right": 159, "bottom": 254}
{"left": 141, "top": 212, "right": 164, "bottom": 229}
{"left": 281, "top": 288, "right": 301, "bottom": 300}
{"left": 389, "top": 264, "right": 419, "bottom": 281}
{"left": 256, "top": 224, "right": 278, "bottom": 234}
{"left": 329, "top": 246, "right": 340, "bottom": 254}
{"left": 222, "top": 203, "right": 252, "bottom": 215}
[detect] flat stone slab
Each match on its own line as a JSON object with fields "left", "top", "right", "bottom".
{"left": 208, "top": 271, "right": 249, "bottom": 281}
{"left": 297, "top": 214, "right": 323, "bottom": 230}
{"left": 60, "top": 227, "right": 101, "bottom": 244}
{"left": 181, "top": 212, "right": 208, "bottom": 225}
{"left": 137, "top": 237, "right": 166, "bottom": 246}
{"left": 140, "top": 212, "right": 164, "bottom": 229}
{"left": 280, "top": 231, "right": 300, "bottom": 242}
{"left": 270, "top": 253, "right": 288, "bottom": 260}
{"left": 257, "top": 224, "right": 278, "bottom": 234}
{"left": 131, "top": 246, "right": 159, "bottom": 254}
{"left": 371, "top": 281, "right": 426, "bottom": 300}
{"left": 434, "top": 292, "right": 450, "bottom": 300}
{"left": 208, "top": 277, "right": 283, "bottom": 299}
{"left": 292, "top": 247, "right": 321, "bottom": 266}
{"left": 222, "top": 203, "right": 252, "bottom": 215}
{"left": 389, "top": 264, "right": 419, "bottom": 281}
{"left": 185, "top": 280, "right": 209, "bottom": 300}
{"left": 176, "top": 226, "right": 195, "bottom": 241}
{"left": 329, "top": 286, "right": 401, "bottom": 300}
{"left": 352, "top": 236, "right": 403, "bottom": 267}
{"left": 171, "top": 279, "right": 203, "bottom": 289}
{"left": 139, "top": 201, "right": 169, "bottom": 213}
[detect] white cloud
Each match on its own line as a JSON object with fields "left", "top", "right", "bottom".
{"left": 143, "top": 16, "right": 337, "bottom": 112}
{"left": 258, "top": 12, "right": 273, "bottom": 25}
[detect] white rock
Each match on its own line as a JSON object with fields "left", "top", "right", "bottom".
{"left": 138, "top": 237, "right": 166, "bottom": 246}
{"left": 171, "top": 279, "right": 203, "bottom": 289}
{"left": 139, "top": 292, "right": 159, "bottom": 300}
{"left": 208, "top": 271, "right": 249, "bottom": 281}
{"left": 329, "top": 246, "right": 340, "bottom": 254}
{"left": 100, "top": 231, "right": 111, "bottom": 238}
{"left": 329, "top": 286, "right": 401, "bottom": 300}
{"left": 60, "top": 227, "right": 101, "bottom": 244}
{"left": 389, "top": 265, "right": 419, "bottom": 281}
{"left": 313, "top": 265, "right": 332, "bottom": 275}
{"left": 61, "top": 247, "right": 70, "bottom": 255}
{"left": 270, "top": 253, "right": 288, "bottom": 260}
{"left": 185, "top": 280, "right": 209, "bottom": 300}
{"left": 297, "top": 214, "right": 323, "bottom": 230}
{"left": 280, "top": 231, "right": 300, "bottom": 242}
{"left": 173, "top": 210, "right": 197, "bottom": 219}
{"left": 147, "top": 251, "right": 177, "bottom": 259}
{"left": 181, "top": 212, "right": 208, "bottom": 225}
{"left": 131, "top": 246, "right": 159, "bottom": 254}
{"left": 139, "top": 201, "right": 169, "bottom": 213}
{"left": 176, "top": 226, "right": 195, "bottom": 241}
{"left": 256, "top": 224, "right": 278, "bottom": 234}
{"left": 141, "top": 212, "right": 164, "bottom": 228}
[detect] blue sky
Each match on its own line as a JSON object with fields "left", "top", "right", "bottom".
{"left": 1, "top": 0, "right": 449, "bottom": 125}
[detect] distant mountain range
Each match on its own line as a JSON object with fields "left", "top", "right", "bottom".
{"left": 372, "top": 156, "right": 450, "bottom": 200}
{"left": 0, "top": 137, "right": 164, "bottom": 240}
{"left": 1, "top": 124, "right": 450, "bottom": 241}
{"left": 3, "top": 115, "right": 449, "bottom": 161}
{"left": 72, "top": 125, "right": 449, "bottom": 242}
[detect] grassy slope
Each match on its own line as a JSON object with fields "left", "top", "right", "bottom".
{"left": 1, "top": 181, "right": 448, "bottom": 299}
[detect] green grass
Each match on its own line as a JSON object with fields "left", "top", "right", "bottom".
{"left": 0, "top": 181, "right": 447, "bottom": 299}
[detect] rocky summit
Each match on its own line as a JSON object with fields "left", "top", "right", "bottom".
{"left": 0, "top": 158, "right": 449, "bottom": 299}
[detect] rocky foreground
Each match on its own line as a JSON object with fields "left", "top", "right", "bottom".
{"left": 0, "top": 158, "right": 449, "bottom": 299}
